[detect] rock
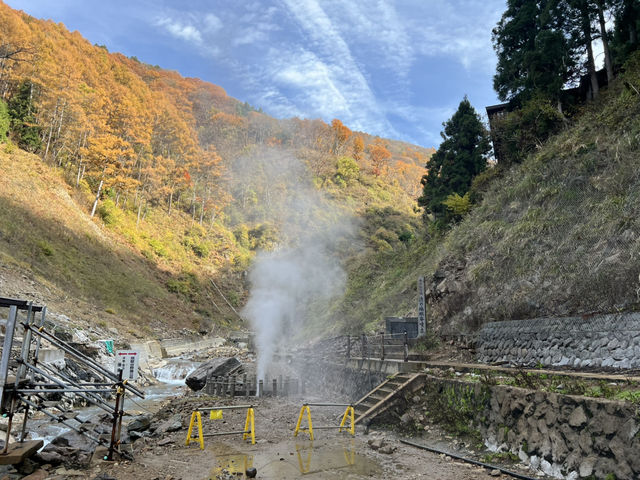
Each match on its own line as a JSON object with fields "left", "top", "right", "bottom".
{"left": 127, "top": 414, "right": 152, "bottom": 433}
{"left": 368, "top": 438, "right": 384, "bottom": 450}
{"left": 568, "top": 406, "right": 587, "bottom": 428}
{"left": 35, "top": 450, "right": 64, "bottom": 465}
{"left": 400, "top": 413, "right": 412, "bottom": 424}
{"left": 379, "top": 445, "right": 396, "bottom": 454}
{"left": 489, "top": 469, "right": 501, "bottom": 476}
{"left": 21, "top": 470, "right": 49, "bottom": 480}
{"left": 158, "top": 437, "right": 174, "bottom": 446}
{"left": 129, "top": 430, "right": 144, "bottom": 440}
{"left": 185, "top": 357, "right": 241, "bottom": 391}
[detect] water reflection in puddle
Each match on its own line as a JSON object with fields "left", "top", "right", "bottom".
{"left": 210, "top": 439, "right": 380, "bottom": 479}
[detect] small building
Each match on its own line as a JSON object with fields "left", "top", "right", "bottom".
{"left": 384, "top": 317, "right": 419, "bottom": 338}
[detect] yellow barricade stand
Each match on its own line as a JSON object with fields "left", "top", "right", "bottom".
{"left": 293, "top": 403, "right": 355, "bottom": 441}
{"left": 185, "top": 405, "right": 256, "bottom": 449}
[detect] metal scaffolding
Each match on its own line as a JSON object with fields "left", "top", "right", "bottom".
{"left": 0, "top": 297, "right": 144, "bottom": 461}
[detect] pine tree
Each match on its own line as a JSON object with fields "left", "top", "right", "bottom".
{"left": 418, "top": 98, "right": 491, "bottom": 225}
{"left": 493, "top": 0, "right": 576, "bottom": 106}
{"left": 7, "top": 80, "right": 42, "bottom": 152}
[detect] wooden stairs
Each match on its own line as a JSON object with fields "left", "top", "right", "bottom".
{"left": 353, "top": 372, "right": 423, "bottom": 425}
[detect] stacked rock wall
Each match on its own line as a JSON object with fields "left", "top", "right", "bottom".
{"left": 416, "top": 377, "right": 640, "bottom": 479}
{"left": 477, "top": 312, "right": 640, "bottom": 368}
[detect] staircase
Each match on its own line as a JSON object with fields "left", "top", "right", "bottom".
{"left": 353, "top": 372, "right": 423, "bottom": 425}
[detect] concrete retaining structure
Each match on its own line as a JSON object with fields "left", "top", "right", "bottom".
{"left": 477, "top": 312, "right": 640, "bottom": 368}
{"left": 159, "top": 337, "right": 225, "bottom": 357}
{"left": 412, "top": 377, "right": 640, "bottom": 479}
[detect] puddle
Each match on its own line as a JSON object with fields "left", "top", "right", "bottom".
{"left": 209, "top": 439, "right": 381, "bottom": 479}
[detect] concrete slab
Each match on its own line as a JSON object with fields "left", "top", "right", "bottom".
{"left": 0, "top": 440, "right": 44, "bottom": 465}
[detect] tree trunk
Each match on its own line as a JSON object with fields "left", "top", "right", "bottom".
{"left": 76, "top": 161, "right": 83, "bottom": 187}
{"left": 90, "top": 178, "right": 104, "bottom": 218}
{"left": 199, "top": 195, "right": 205, "bottom": 225}
{"left": 583, "top": 8, "right": 599, "bottom": 100}
{"left": 168, "top": 189, "right": 173, "bottom": 216}
{"left": 596, "top": 0, "right": 614, "bottom": 83}
{"left": 136, "top": 198, "right": 143, "bottom": 229}
{"left": 55, "top": 99, "right": 66, "bottom": 166}
{"left": 43, "top": 103, "right": 57, "bottom": 161}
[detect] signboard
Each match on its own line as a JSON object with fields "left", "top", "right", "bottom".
{"left": 417, "top": 277, "right": 427, "bottom": 338}
{"left": 115, "top": 350, "right": 140, "bottom": 381}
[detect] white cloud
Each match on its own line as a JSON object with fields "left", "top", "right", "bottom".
{"left": 155, "top": 17, "right": 203, "bottom": 45}
{"left": 203, "top": 13, "right": 222, "bottom": 33}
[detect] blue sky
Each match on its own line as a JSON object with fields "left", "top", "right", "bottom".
{"left": 6, "top": 0, "right": 505, "bottom": 149}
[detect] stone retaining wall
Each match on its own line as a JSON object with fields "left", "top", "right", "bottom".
{"left": 409, "top": 376, "right": 640, "bottom": 479}
{"left": 477, "top": 312, "right": 640, "bottom": 368}
{"left": 299, "top": 359, "right": 386, "bottom": 400}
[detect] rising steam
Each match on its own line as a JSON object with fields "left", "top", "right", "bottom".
{"left": 239, "top": 147, "right": 355, "bottom": 380}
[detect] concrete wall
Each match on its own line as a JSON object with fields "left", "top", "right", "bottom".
{"left": 159, "top": 337, "right": 225, "bottom": 358}
{"left": 37, "top": 348, "right": 65, "bottom": 364}
{"left": 412, "top": 377, "right": 640, "bottom": 479}
{"left": 477, "top": 312, "right": 640, "bottom": 368}
{"left": 299, "top": 360, "right": 387, "bottom": 401}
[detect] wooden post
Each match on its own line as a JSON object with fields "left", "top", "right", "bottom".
{"left": 381, "top": 333, "right": 385, "bottom": 360}
{"left": 230, "top": 375, "right": 236, "bottom": 397}
{"left": 272, "top": 378, "right": 278, "bottom": 397}
{"left": 243, "top": 374, "right": 248, "bottom": 397}
{"left": 258, "top": 379, "right": 263, "bottom": 397}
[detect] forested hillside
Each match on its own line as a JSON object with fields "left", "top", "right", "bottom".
{"left": 329, "top": 43, "right": 640, "bottom": 334}
{"left": 0, "top": 2, "right": 432, "bottom": 336}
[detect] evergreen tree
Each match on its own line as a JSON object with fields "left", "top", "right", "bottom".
{"left": 8, "top": 80, "right": 42, "bottom": 152}
{"left": 418, "top": 98, "right": 491, "bottom": 226}
{"left": 611, "top": 0, "right": 640, "bottom": 66}
{"left": 493, "top": 0, "right": 576, "bottom": 106}
{"left": 0, "top": 100, "right": 9, "bottom": 142}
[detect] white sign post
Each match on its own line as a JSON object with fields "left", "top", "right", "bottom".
{"left": 417, "top": 277, "right": 427, "bottom": 338}
{"left": 115, "top": 350, "right": 140, "bottom": 381}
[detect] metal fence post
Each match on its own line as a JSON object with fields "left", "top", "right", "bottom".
{"left": 403, "top": 331, "right": 409, "bottom": 362}
{"left": 381, "top": 333, "right": 385, "bottom": 360}
{"left": 362, "top": 334, "right": 367, "bottom": 359}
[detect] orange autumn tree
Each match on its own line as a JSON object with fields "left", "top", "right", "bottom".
{"left": 367, "top": 137, "right": 392, "bottom": 176}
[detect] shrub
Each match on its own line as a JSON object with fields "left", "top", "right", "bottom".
{"left": 491, "top": 96, "right": 564, "bottom": 166}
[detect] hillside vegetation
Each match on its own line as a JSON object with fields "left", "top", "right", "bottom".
{"left": 330, "top": 52, "right": 640, "bottom": 334}
{"left": 0, "top": 2, "right": 430, "bottom": 336}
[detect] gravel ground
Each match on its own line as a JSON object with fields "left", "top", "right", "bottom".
{"left": 78, "top": 395, "right": 511, "bottom": 480}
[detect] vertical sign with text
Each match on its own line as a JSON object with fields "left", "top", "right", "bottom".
{"left": 417, "top": 276, "right": 426, "bottom": 338}
{"left": 115, "top": 350, "right": 140, "bottom": 381}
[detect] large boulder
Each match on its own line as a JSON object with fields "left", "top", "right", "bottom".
{"left": 185, "top": 357, "right": 241, "bottom": 391}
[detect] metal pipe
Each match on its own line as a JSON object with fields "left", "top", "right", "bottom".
{"left": 24, "top": 324, "right": 143, "bottom": 398}
{"left": 21, "top": 307, "right": 49, "bottom": 442}
{"left": 258, "top": 380, "right": 263, "bottom": 397}
{"left": 39, "top": 362, "right": 114, "bottom": 413}
{"left": 21, "top": 361, "right": 114, "bottom": 413}
{"left": 203, "top": 430, "right": 250, "bottom": 437}
{"left": 304, "top": 403, "right": 352, "bottom": 407}
{"left": 108, "top": 371, "right": 123, "bottom": 461}
{"left": 399, "top": 439, "right": 539, "bottom": 480}
{"left": 16, "top": 388, "right": 115, "bottom": 394}
{"left": 0, "top": 305, "right": 19, "bottom": 412}
{"left": 196, "top": 405, "right": 254, "bottom": 411}
{"left": 19, "top": 396, "right": 104, "bottom": 445}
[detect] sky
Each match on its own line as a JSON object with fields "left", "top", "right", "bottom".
{"left": 6, "top": 0, "right": 506, "bottom": 149}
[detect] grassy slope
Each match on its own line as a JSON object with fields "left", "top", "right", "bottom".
{"left": 330, "top": 52, "right": 640, "bottom": 334}
{"left": 0, "top": 147, "right": 246, "bottom": 337}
